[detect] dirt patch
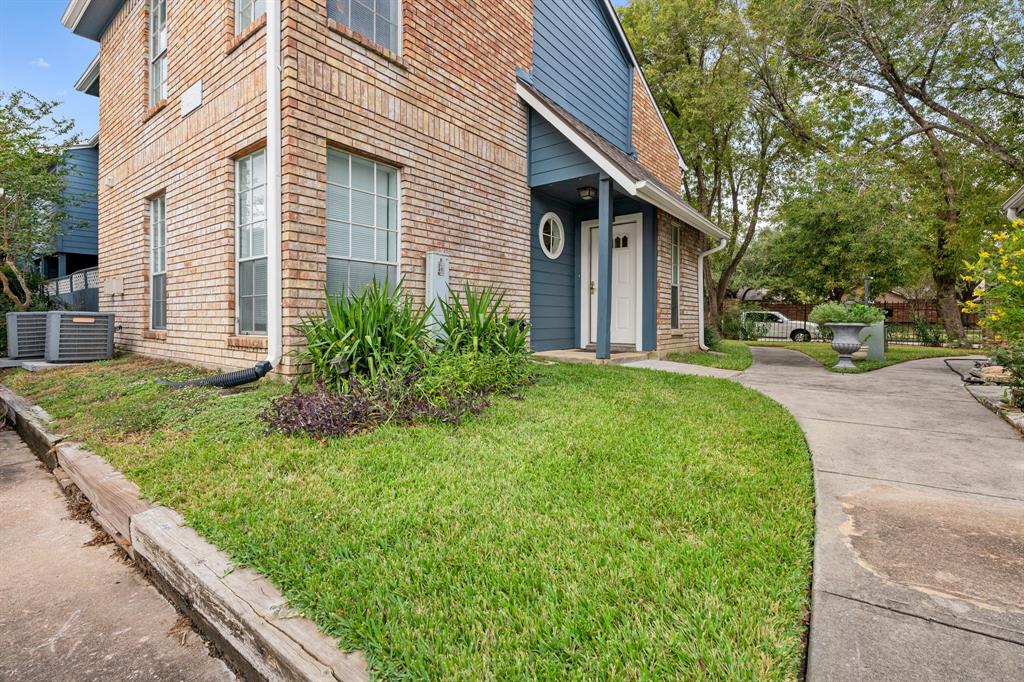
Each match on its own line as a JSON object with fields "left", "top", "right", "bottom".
{"left": 839, "top": 484, "right": 1024, "bottom": 612}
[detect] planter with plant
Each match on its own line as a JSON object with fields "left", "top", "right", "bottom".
{"left": 809, "top": 303, "right": 886, "bottom": 369}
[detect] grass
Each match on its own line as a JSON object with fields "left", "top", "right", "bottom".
{"left": 2, "top": 355, "right": 815, "bottom": 680}
{"left": 747, "top": 341, "right": 978, "bottom": 373}
{"left": 667, "top": 340, "right": 753, "bottom": 371}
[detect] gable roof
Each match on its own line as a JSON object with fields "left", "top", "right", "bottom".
{"left": 62, "top": 0, "right": 123, "bottom": 41}
{"left": 518, "top": 79, "right": 724, "bottom": 240}
{"left": 599, "top": 0, "right": 684, "bottom": 171}
{"left": 1004, "top": 185, "right": 1024, "bottom": 219}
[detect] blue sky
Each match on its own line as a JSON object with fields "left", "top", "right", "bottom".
{"left": 0, "top": 0, "right": 629, "bottom": 139}
{"left": 0, "top": 0, "right": 100, "bottom": 137}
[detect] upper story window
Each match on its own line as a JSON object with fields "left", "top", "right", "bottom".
{"left": 235, "top": 0, "right": 266, "bottom": 34}
{"left": 329, "top": 0, "right": 400, "bottom": 53}
{"left": 149, "top": 0, "right": 167, "bottom": 105}
{"left": 326, "top": 149, "right": 399, "bottom": 296}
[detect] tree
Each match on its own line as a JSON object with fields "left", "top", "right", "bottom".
{"left": 0, "top": 91, "right": 78, "bottom": 310}
{"left": 751, "top": 0, "right": 1024, "bottom": 341}
{"left": 619, "top": 0, "right": 796, "bottom": 328}
{"left": 737, "top": 154, "right": 921, "bottom": 301}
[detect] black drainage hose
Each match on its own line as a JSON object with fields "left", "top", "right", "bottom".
{"left": 158, "top": 361, "right": 273, "bottom": 389}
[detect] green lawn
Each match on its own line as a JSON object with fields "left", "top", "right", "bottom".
{"left": 667, "top": 340, "right": 753, "bottom": 371}
{"left": 2, "top": 356, "right": 814, "bottom": 680}
{"left": 747, "top": 341, "right": 978, "bottom": 372}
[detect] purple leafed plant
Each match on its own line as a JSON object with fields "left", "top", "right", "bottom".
{"left": 260, "top": 373, "right": 492, "bottom": 439}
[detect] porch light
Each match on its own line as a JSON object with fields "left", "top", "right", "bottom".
{"left": 577, "top": 186, "right": 597, "bottom": 201}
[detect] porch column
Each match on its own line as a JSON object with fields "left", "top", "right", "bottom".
{"left": 595, "top": 173, "right": 613, "bottom": 359}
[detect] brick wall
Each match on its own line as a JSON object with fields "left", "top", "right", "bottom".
{"left": 278, "top": 0, "right": 534, "bottom": 373}
{"left": 655, "top": 211, "right": 703, "bottom": 354}
{"left": 96, "top": 0, "right": 270, "bottom": 372}
{"left": 630, "top": 69, "right": 682, "bottom": 192}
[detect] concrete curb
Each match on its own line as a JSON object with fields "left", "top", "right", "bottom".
{"left": 1, "top": 384, "right": 369, "bottom": 682}
{"left": 966, "top": 385, "right": 1024, "bottom": 437}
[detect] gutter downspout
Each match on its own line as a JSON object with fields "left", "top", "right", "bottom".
{"left": 264, "top": 0, "right": 283, "bottom": 371}
{"left": 697, "top": 238, "right": 727, "bottom": 351}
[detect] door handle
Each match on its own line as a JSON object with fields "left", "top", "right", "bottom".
{"left": 590, "top": 281, "right": 595, "bottom": 295}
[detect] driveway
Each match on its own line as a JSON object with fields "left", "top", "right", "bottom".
{"left": 739, "top": 347, "right": 1024, "bottom": 681}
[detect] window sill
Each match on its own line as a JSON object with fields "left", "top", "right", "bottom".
{"left": 228, "top": 335, "right": 267, "bottom": 351}
{"left": 669, "top": 329, "right": 686, "bottom": 337}
{"left": 226, "top": 14, "right": 266, "bottom": 55}
{"left": 142, "top": 99, "right": 168, "bottom": 123}
{"left": 326, "top": 19, "right": 408, "bottom": 70}
{"left": 143, "top": 330, "right": 167, "bottom": 341}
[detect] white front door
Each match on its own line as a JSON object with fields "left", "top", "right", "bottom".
{"left": 588, "top": 219, "right": 639, "bottom": 346}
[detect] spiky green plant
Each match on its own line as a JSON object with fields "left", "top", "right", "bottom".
{"left": 439, "top": 283, "right": 530, "bottom": 356}
{"left": 294, "top": 280, "right": 431, "bottom": 392}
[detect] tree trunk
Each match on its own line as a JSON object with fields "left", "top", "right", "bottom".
{"left": 935, "top": 276, "right": 966, "bottom": 343}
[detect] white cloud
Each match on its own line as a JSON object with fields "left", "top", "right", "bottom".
{"left": 30, "top": 57, "right": 51, "bottom": 69}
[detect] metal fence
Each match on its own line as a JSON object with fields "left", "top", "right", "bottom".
{"left": 44, "top": 267, "right": 100, "bottom": 312}
{"left": 752, "top": 300, "right": 984, "bottom": 346}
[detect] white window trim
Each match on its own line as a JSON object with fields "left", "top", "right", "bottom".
{"left": 330, "top": 0, "right": 403, "bottom": 55}
{"left": 538, "top": 212, "right": 565, "bottom": 260}
{"left": 325, "top": 149, "right": 401, "bottom": 295}
{"left": 670, "top": 225, "right": 680, "bottom": 328}
{"left": 235, "top": 150, "right": 268, "bottom": 335}
{"left": 235, "top": 0, "right": 265, "bottom": 34}
{"left": 148, "top": 0, "right": 167, "bottom": 105}
{"left": 150, "top": 196, "right": 166, "bottom": 330}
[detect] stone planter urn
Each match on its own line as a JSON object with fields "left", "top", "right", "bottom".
{"left": 826, "top": 323, "right": 867, "bottom": 369}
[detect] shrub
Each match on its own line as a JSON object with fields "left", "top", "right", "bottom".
{"left": 991, "top": 343, "right": 1024, "bottom": 409}
{"left": 262, "top": 352, "right": 533, "bottom": 438}
{"left": 439, "top": 283, "right": 530, "bottom": 356}
{"left": 703, "top": 324, "right": 722, "bottom": 350}
{"left": 293, "top": 281, "right": 431, "bottom": 393}
{"left": 721, "top": 307, "right": 768, "bottom": 340}
{"left": 963, "top": 218, "right": 1024, "bottom": 344}
{"left": 912, "top": 315, "right": 945, "bottom": 347}
{"left": 809, "top": 302, "right": 885, "bottom": 325}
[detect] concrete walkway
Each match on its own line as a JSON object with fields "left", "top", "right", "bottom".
{"left": 737, "top": 347, "right": 1024, "bottom": 681}
{"left": 625, "top": 349, "right": 1024, "bottom": 678}
{"left": 0, "top": 429, "right": 234, "bottom": 681}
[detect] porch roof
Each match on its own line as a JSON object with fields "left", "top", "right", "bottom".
{"left": 517, "top": 79, "right": 727, "bottom": 241}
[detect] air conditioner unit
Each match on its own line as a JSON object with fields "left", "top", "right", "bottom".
{"left": 5, "top": 312, "right": 48, "bottom": 359}
{"left": 44, "top": 311, "right": 115, "bottom": 363}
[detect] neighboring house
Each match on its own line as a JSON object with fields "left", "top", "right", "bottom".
{"left": 1005, "top": 185, "right": 1024, "bottom": 221}
{"left": 37, "top": 133, "right": 99, "bottom": 280}
{"left": 61, "top": 0, "right": 725, "bottom": 374}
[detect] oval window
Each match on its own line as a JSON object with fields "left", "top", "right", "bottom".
{"left": 538, "top": 212, "right": 565, "bottom": 260}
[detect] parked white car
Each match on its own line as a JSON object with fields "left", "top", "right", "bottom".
{"left": 741, "top": 310, "right": 820, "bottom": 342}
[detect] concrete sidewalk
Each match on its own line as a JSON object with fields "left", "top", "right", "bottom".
{"left": 0, "top": 429, "right": 234, "bottom": 681}
{"left": 741, "top": 347, "right": 1024, "bottom": 681}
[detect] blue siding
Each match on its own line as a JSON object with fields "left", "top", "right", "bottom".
{"left": 532, "top": 0, "right": 633, "bottom": 153}
{"left": 529, "top": 111, "right": 600, "bottom": 187}
{"left": 59, "top": 146, "right": 99, "bottom": 256}
{"left": 530, "top": 193, "right": 578, "bottom": 351}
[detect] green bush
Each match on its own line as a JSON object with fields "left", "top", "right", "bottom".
{"left": 809, "top": 302, "right": 885, "bottom": 325}
{"left": 912, "top": 315, "right": 946, "bottom": 346}
{"left": 417, "top": 351, "right": 532, "bottom": 410}
{"left": 439, "top": 283, "right": 530, "bottom": 356}
{"left": 721, "top": 306, "right": 769, "bottom": 340}
{"left": 294, "top": 280, "right": 431, "bottom": 393}
{"left": 991, "top": 344, "right": 1024, "bottom": 409}
{"left": 703, "top": 324, "right": 722, "bottom": 349}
